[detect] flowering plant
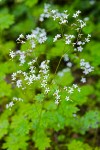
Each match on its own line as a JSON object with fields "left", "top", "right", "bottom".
{"left": 3, "top": 3, "right": 100, "bottom": 150}
{"left": 7, "top": 4, "right": 94, "bottom": 108}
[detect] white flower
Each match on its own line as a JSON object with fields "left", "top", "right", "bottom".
{"left": 59, "top": 19, "right": 67, "bottom": 24}
{"left": 78, "top": 88, "right": 81, "bottom": 92}
{"left": 65, "top": 39, "right": 71, "bottom": 44}
{"left": 9, "top": 51, "right": 16, "bottom": 58}
{"left": 19, "top": 52, "right": 26, "bottom": 65}
{"left": 73, "top": 84, "right": 78, "bottom": 88}
{"left": 80, "top": 59, "right": 94, "bottom": 75}
{"left": 80, "top": 59, "right": 85, "bottom": 66}
{"left": 13, "top": 97, "right": 18, "bottom": 101}
{"left": 73, "top": 13, "right": 78, "bottom": 18}
{"left": 64, "top": 86, "right": 68, "bottom": 91}
{"left": 56, "top": 95, "right": 60, "bottom": 100}
{"left": 44, "top": 75, "right": 49, "bottom": 80}
{"left": 81, "top": 22, "right": 86, "bottom": 28}
{"left": 90, "top": 0, "right": 95, "bottom": 5}
{"left": 41, "top": 83, "right": 47, "bottom": 88}
{"left": 6, "top": 101, "right": 14, "bottom": 109}
{"left": 64, "top": 10, "right": 68, "bottom": 13}
{"left": 45, "top": 87, "right": 50, "bottom": 94}
{"left": 85, "top": 38, "right": 90, "bottom": 43}
{"left": 65, "top": 96, "right": 69, "bottom": 101}
{"left": 57, "top": 71, "right": 64, "bottom": 77}
{"left": 63, "top": 54, "right": 69, "bottom": 61}
{"left": 31, "top": 40, "right": 36, "bottom": 48}
{"left": 12, "top": 73, "right": 17, "bottom": 80}
{"left": 68, "top": 87, "right": 74, "bottom": 94}
{"left": 66, "top": 62, "right": 72, "bottom": 67}
{"left": 55, "top": 99, "right": 59, "bottom": 105}
{"left": 73, "top": 10, "right": 81, "bottom": 18}
{"left": 81, "top": 77, "right": 86, "bottom": 83}
{"left": 16, "top": 80, "right": 22, "bottom": 88}
{"left": 73, "top": 113, "right": 77, "bottom": 117}
{"left": 77, "top": 41, "right": 82, "bottom": 45}
{"left": 17, "top": 70, "right": 22, "bottom": 74}
{"left": 53, "top": 34, "right": 61, "bottom": 42}
{"left": 19, "top": 34, "right": 24, "bottom": 38}
{"left": 13, "top": 97, "right": 23, "bottom": 101}
{"left": 88, "top": 34, "right": 91, "bottom": 37}
{"left": 26, "top": 28, "right": 47, "bottom": 46}
{"left": 77, "top": 46, "right": 83, "bottom": 52}
{"left": 76, "top": 10, "right": 81, "bottom": 14}
{"left": 9, "top": 102, "right": 14, "bottom": 107}
{"left": 84, "top": 17, "right": 89, "bottom": 21}
{"left": 54, "top": 89, "right": 60, "bottom": 95}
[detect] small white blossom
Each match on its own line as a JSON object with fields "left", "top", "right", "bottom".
{"left": 63, "top": 54, "right": 69, "bottom": 61}
{"left": 90, "top": 0, "right": 95, "bottom": 5}
{"left": 9, "top": 51, "right": 16, "bottom": 58}
{"left": 77, "top": 46, "right": 83, "bottom": 52}
{"left": 13, "top": 97, "right": 23, "bottom": 101}
{"left": 66, "top": 62, "right": 72, "bottom": 68}
{"left": 78, "top": 88, "right": 81, "bottom": 92}
{"left": 65, "top": 39, "right": 71, "bottom": 44}
{"left": 64, "top": 86, "right": 68, "bottom": 91}
{"left": 56, "top": 95, "right": 60, "bottom": 100}
{"left": 65, "top": 96, "right": 70, "bottom": 101}
{"left": 53, "top": 34, "right": 61, "bottom": 42}
{"left": 41, "top": 83, "right": 47, "bottom": 88}
{"left": 80, "top": 59, "right": 94, "bottom": 75}
{"left": 16, "top": 80, "right": 22, "bottom": 88}
{"left": 19, "top": 34, "right": 24, "bottom": 38}
{"left": 73, "top": 10, "right": 81, "bottom": 18}
{"left": 77, "top": 41, "right": 82, "bottom": 45}
{"left": 54, "top": 89, "right": 60, "bottom": 95}
{"left": 6, "top": 101, "right": 14, "bottom": 109}
{"left": 85, "top": 38, "right": 90, "bottom": 43}
{"left": 73, "top": 13, "right": 78, "bottom": 18}
{"left": 73, "top": 84, "right": 78, "bottom": 88}
{"left": 31, "top": 40, "right": 36, "bottom": 48}
{"left": 12, "top": 73, "right": 17, "bottom": 81}
{"left": 68, "top": 87, "right": 74, "bottom": 94}
{"left": 55, "top": 99, "right": 59, "bottom": 105}
{"left": 45, "top": 87, "right": 50, "bottom": 94}
{"left": 81, "top": 77, "right": 86, "bottom": 83}
{"left": 84, "top": 17, "right": 89, "bottom": 21}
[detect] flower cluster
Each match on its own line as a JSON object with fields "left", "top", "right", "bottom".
{"left": 15, "top": 27, "right": 47, "bottom": 49}
{"left": 73, "top": 10, "right": 81, "bottom": 18}
{"left": 39, "top": 4, "right": 69, "bottom": 24}
{"left": 53, "top": 34, "right": 61, "bottom": 42}
{"left": 7, "top": 4, "right": 94, "bottom": 108}
{"left": 39, "top": 60, "right": 50, "bottom": 94}
{"left": 53, "top": 89, "right": 61, "bottom": 105}
{"left": 80, "top": 59, "right": 94, "bottom": 75}
{"left": 64, "top": 34, "right": 75, "bottom": 45}
{"left": 6, "top": 97, "right": 23, "bottom": 109}
{"left": 26, "top": 27, "right": 47, "bottom": 47}
{"left": 9, "top": 50, "right": 26, "bottom": 66}
{"left": 53, "top": 83, "right": 81, "bottom": 105}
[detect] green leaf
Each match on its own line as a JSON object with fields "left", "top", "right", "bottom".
{"left": 0, "top": 119, "right": 9, "bottom": 139}
{"left": 25, "top": 0, "right": 38, "bottom": 7}
{"left": 33, "top": 130, "right": 51, "bottom": 150}
{"left": 35, "top": 93, "right": 45, "bottom": 102}
{"left": 67, "top": 140, "right": 92, "bottom": 150}
{"left": 0, "top": 81, "right": 12, "bottom": 98}
{"left": 3, "top": 133, "right": 28, "bottom": 150}
{"left": 0, "top": 10, "right": 14, "bottom": 30}
{"left": 11, "top": 115, "right": 30, "bottom": 135}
